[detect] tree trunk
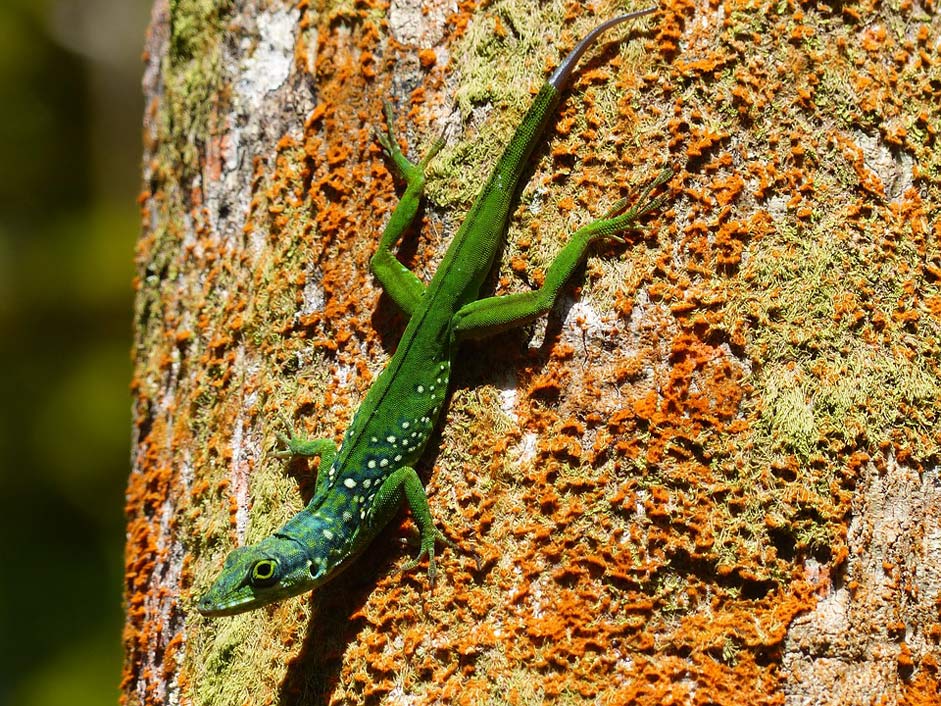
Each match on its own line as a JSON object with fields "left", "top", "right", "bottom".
{"left": 124, "top": 0, "right": 941, "bottom": 704}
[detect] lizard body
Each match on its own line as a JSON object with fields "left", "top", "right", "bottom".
{"left": 198, "top": 8, "right": 668, "bottom": 616}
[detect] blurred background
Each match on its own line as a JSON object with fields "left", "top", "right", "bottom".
{"left": 0, "top": 0, "right": 152, "bottom": 704}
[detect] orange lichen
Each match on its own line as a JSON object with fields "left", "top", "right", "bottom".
{"left": 417, "top": 48, "right": 437, "bottom": 69}
{"left": 127, "top": 0, "right": 941, "bottom": 703}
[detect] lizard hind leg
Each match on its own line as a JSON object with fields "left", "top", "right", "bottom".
{"left": 593, "top": 167, "right": 673, "bottom": 240}
{"left": 451, "top": 168, "right": 673, "bottom": 340}
{"left": 370, "top": 103, "right": 447, "bottom": 317}
{"left": 376, "top": 101, "right": 445, "bottom": 185}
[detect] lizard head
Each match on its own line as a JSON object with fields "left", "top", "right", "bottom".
{"left": 196, "top": 534, "right": 324, "bottom": 616}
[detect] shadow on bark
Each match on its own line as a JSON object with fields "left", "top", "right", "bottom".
{"left": 277, "top": 532, "right": 400, "bottom": 705}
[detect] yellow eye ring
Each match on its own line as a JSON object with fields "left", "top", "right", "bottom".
{"left": 250, "top": 560, "right": 279, "bottom": 587}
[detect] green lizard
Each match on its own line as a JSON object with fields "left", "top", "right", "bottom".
{"left": 197, "top": 8, "right": 669, "bottom": 616}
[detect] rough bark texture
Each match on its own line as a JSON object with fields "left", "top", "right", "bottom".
{"left": 126, "top": 0, "right": 941, "bottom": 704}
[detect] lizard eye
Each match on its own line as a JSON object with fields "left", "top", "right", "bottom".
{"left": 250, "top": 559, "right": 280, "bottom": 587}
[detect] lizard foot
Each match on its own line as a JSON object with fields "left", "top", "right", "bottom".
{"left": 272, "top": 414, "right": 329, "bottom": 460}
{"left": 377, "top": 101, "right": 444, "bottom": 184}
{"left": 401, "top": 526, "right": 461, "bottom": 588}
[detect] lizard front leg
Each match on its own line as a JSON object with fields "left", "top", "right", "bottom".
{"left": 273, "top": 415, "right": 338, "bottom": 497}
{"left": 366, "top": 465, "right": 458, "bottom": 585}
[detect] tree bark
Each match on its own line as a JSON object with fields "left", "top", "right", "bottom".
{"left": 125, "top": 0, "right": 941, "bottom": 704}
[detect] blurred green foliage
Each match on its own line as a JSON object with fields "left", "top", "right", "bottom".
{"left": 0, "top": 1, "right": 151, "bottom": 704}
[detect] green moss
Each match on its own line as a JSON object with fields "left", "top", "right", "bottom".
{"left": 759, "top": 366, "right": 817, "bottom": 459}
{"left": 430, "top": 0, "right": 651, "bottom": 208}
{"left": 162, "top": 0, "right": 233, "bottom": 173}
{"left": 192, "top": 610, "right": 298, "bottom": 706}
{"left": 154, "top": 0, "right": 941, "bottom": 700}
{"left": 737, "top": 208, "right": 940, "bottom": 465}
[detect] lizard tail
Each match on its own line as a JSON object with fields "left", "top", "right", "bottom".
{"left": 548, "top": 7, "right": 657, "bottom": 90}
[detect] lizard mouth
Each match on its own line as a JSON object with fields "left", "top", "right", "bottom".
{"left": 196, "top": 596, "right": 246, "bottom": 617}
{"left": 196, "top": 588, "right": 280, "bottom": 617}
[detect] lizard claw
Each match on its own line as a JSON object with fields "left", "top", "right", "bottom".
{"left": 377, "top": 100, "right": 444, "bottom": 182}
{"left": 594, "top": 167, "right": 673, "bottom": 241}
{"left": 419, "top": 129, "right": 446, "bottom": 169}
{"left": 602, "top": 196, "right": 630, "bottom": 219}
{"left": 272, "top": 413, "right": 301, "bottom": 460}
{"left": 401, "top": 526, "right": 463, "bottom": 588}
